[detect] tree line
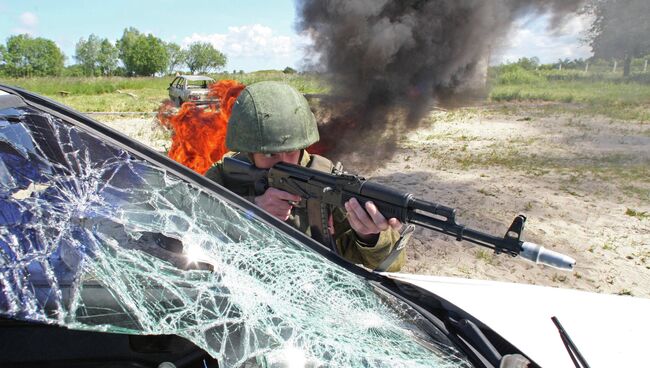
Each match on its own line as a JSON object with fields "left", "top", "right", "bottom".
{"left": 500, "top": 0, "right": 650, "bottom": 77}
{"left": 502, "top": 56, "right": 649, "bottom": 73}
{"left": 0, "top": 27, "right": 226, "bottom": 78}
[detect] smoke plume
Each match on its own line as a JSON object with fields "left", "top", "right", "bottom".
{"left": 296, "top": 0, "right": 586, "bottom": 165}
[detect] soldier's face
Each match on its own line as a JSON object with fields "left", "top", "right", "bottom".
{"left": 252, "top": 150, "right": 301, "bottom": 169}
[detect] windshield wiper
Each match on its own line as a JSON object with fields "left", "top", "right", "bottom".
{"left": 552, "top": 316, "right": 590, "bottom": 368}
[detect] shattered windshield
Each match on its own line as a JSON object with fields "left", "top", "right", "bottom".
{"left": 0, "top": 97, "right": 472, "bottom": 367}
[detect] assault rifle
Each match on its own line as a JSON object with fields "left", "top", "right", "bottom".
{"left": 222, "top": 157, "right": 576, "bottom": 271}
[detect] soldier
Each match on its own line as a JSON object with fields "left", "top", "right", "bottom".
{"left": 206, "top": 81, "right": 404, "bottom": 271}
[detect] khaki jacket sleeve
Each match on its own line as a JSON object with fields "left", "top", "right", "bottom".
{"left": 204, "top": 162, "right": 226, "bottom": 185}
{"left": 331, "top": 208, "right": 405, "bottom": 272}
{"left": 204, "top": 152, "right": 257, "bottom": 202}
{"left": 205, "top": 151, "right": 247, "bottom": 186}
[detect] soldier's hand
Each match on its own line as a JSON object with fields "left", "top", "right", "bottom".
{"left": 255, "top": 188, "right": 301, "bottom": 221}
{"left": 345, "top": 198, "right": 402, "bottom": 244}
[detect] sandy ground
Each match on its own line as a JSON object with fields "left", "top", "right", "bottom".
{"left": 96, "top": 113, "right": 172, "bottom": 153}
{"left": 98, "top": 105, "right": 650, "bottom": 298}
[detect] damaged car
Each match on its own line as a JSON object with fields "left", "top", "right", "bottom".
{"left": 168, "top": 75, "right": 217, "bottom": 106}
{"left": 0, "top": 84, "right": 648, "bottom": 368}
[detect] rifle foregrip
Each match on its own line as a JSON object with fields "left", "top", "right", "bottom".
{"left": 343, "top": 181, "right": 413, "bottom": 222}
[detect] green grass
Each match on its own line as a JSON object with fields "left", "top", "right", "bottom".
{"left": 622, "top": 186, "right": 650, "bottom": 202}
{"left": 54, "top": 88, "right": 167, "bottom": 112}
{"left": 489, "top": 68, "right": 650, "bottom": 121}
{"left": 551, "top": 273, "right": 567, "bottom": 283}
{"left": 0, "top": 76, "right": 174, "bottom": 112}
{"left": 0, "top": 76, "right": 171, "bottom": 95}
{"left": 2, "top": 69, "right": 648, "bottom": 120}
{"left": 0, "top": 71, "right": 329, "bottom": 112}
{"left": 625, "top": 208, "right": 649, "bottom": 220}
{"left": 602, "top": 240, "right": 617, "bottom": 251}
{"left": 490, "top": 81, "right": 650, "bottom": 119}
{"left": 475, "top": 249, "right": 494, "bottom": 264}
{"left": 217, "top": 71, "right": 328, "bottom": 94}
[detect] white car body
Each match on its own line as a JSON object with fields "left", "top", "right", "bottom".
{"left": 167, "top": 75, "right": 216, "bottom": 106}
{"left": 389, "top": 274, "right": 650, "bottom": 368}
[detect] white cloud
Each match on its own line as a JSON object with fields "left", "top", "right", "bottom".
{"left": 19, "top": 12, "right": 38, "bottom": 27}
{"left": 495, "top": 14, "right": 593, "bottom": 64}
{"left": 12, "top": 11, "right": 39, "bottom": 35}
{"left": 182, "top": 24, "right": 295, "bottom": 58}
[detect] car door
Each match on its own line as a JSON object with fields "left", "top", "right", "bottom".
{"left": 168, "top": 77, "right": 180, "bottom": 101}
{"left": 177, "top": 77, "right": 189, "bottom": 102}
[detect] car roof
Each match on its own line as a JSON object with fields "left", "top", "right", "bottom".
{"left": 179, "top": 75, "right": 214, "bottom": 81}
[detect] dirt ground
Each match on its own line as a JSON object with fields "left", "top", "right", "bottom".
{"left": 98, "top": 103, "right": 650, "bottom": 298}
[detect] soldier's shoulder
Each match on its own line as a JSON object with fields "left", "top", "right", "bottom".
{"left": 305, "top": 152, "right": 343, "bottom": 174}
{"left": 304, "top": 152, "right": 332, "bottom": 172}
{"left": 205, "top": 151, "right": 247, "bottom": 183}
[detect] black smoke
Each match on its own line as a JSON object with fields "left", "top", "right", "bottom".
{"left": 296, "top": 0, "right": 586, "bottom": 165}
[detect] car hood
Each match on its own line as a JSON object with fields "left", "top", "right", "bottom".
{"left": 388, "top": 274, "right": 650, "bottom": 368}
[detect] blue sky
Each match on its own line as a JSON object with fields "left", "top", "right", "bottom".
{"left": 0, "top": 0, "right": 593, "bottom": 71}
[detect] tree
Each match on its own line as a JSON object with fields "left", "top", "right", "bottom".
{"left": 185, "top": 42, "right": 226, "bottom": 74}
{"left": 585, "top": 0, "right": 650, "bottom": 76}
{"left": 75, "top": 35, "right": 119, "bottom": 76}
{"left": 0, "top": 44, "right": 5, "bottom": 75}
{"left": 165, "top": 42, "right": 186, "bottom": 75}
{"left": 4, "top": 34, "right": 64, "bottom": 77}
{"left": 4, "top": 35, "right": 30, "bottom": 77}
{"left": 97, "top": 39, "right": 119, "bottom": 76}
{"left": 75, "top": 34, "right": 101, "bottom": 76}
{"left": 513, "top": 57, "right": 539, "bottom": 71}
{"left": 63, "top": 64, "right": 85, "bottom": 77}
{"left": 117, "top": 28, "right": 169, "bottom": 76}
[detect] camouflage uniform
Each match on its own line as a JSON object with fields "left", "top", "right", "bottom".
{"left": 205, "top": 81, "right": 404, "bottom": 271}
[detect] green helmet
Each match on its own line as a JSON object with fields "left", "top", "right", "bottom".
{"left": 226, "top": 81, "right": 319, "bottom": 153}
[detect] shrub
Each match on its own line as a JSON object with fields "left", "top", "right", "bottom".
{"left": 494, "top": 65, "right": 545, "bottom": 85}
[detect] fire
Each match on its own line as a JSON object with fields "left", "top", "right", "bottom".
{"left": 158, "top": 80, "right": 246, "bottom": 174}
{"left": 305, "top": 138, "right": 330, "bottom": 156}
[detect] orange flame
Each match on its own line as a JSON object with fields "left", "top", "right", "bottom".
{"left": 158, "top": 80, "right": 246, "bottom": 174}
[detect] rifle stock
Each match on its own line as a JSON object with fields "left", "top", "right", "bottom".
{"left": 222, "top": 157, "right": 576, "bottom": 271}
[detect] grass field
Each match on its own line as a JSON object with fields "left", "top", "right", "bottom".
{"left": 1, "top": 68, "right": 649, "bottom": 120}
{"left": 488, "top": 67, "right": 650, "bottom": 121}
{"left": 0, "top": 71, "right": 327, "bottom": 113}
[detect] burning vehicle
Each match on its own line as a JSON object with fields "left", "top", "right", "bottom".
{"left": 1, "top": 83, "right": 649, "bottom": 368}
{"left": 168, "top": 75, "right": 218, "bottom": 107}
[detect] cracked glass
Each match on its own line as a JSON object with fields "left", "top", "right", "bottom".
{"left": 0, "top": 100, "right": 473, "bottom": 367}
